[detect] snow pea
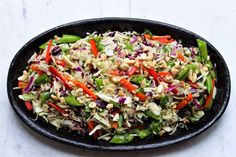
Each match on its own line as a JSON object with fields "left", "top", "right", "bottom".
{"left": 175, "top": 67, "right": 190, "bottom": 80}
{"left": 196, "top": 39, "right": 208, "bottom": 62}
{"left": 205, "top": 74, "right": 212, "bottom": 94}
{"left": 34, "top": 74, "right": 50, "bottom": 86}
{"left": 118, "top": 114, "right": 124, "bottom": 128}
{"left": 19, "top": 93, "right": 35, "bottom": 101}
{"left": 131, "top": 75, "right": 145, "bottom": 85}
{"left": 95, "top": 78, "right": 104, "bottom": 89}
{"left": 145, "top": 110, "right": 160, "bottom": 121}
{"left": 109, "top": 134, "right": 134, "bottom": 144}
{"left": 39, "top": 92, "right": 50, "bottom": 102}
{"left": 57, "top": 34, "right": 81, "bottom": 44}
{"left": 160, "top": 96, "right": 169, "bottom": 106}
{"left": 149, "top": 121, "right": 162, "bottom": 134}
{"left": 135, "top": 129, "right": 151, "bottom": 139}
{"left": 65, "top": 95, "right": 81, "bottom": 106}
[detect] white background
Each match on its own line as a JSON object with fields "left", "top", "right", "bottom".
{"left": 0, "top": 0, "right": 235, "bottom": 156}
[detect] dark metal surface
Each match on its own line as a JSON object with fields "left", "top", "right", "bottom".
{"left": 7, "top": 18, "right": 231, "bottom": 151}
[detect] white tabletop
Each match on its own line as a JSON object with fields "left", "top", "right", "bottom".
{"left": 0, "top": 0, "right": 235, "bottom": 156}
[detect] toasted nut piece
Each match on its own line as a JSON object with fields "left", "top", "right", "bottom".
{"left": 188, "top": 69, "right": 197, "bottom": 83}
{"left": 118, "top": 90, "right": 125, "bottom": 96}
{"left": 106, "top": 103, "right": 114, "bottom": 109}
{"left": 119, "top": 62, "right": 129, "bottom": 70}
{"left": 18, "top": 70, "right": 29, "bottom": 81}
{"left": 100, "top": 53, "right": 107, "bottom": 60}
{"left": 159, "top": 60, "right": 167, "bottom": 69}
{"left": 124, "top": 58, "right": 135, "bottom": 65}
{"left": 60, "top": 97, "right": 65, "bottom": 103}
{"left": 140, "top": 53, "right": 147, "bottom": 60}
{"left": 110, "top": 76, "right": 123, "bottom": 83}
{"left": 171, "top": 66, "right": 180, "bottom": 77}
{"left": 51, "top": 94, "right": 59, "bottom": 100}
{"left": 202, "top": 66, "right": 208, "bottom": 72}
{"left": 146, "top": 52, "right": 154, "bottom": 60}
{"left": 165, "top": 56, "right": 170, "bottom": 61}
{"left": 88, "top": 102, "right": 97, "bottom": 109}
{"left": 164, "top": 74, "right": 173, "bottom": 82}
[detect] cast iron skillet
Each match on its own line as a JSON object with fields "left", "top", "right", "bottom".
{"left": 7, "top": 18, "right": 230, "bottom": 151}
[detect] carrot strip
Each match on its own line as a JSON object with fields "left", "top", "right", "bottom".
{"left": 65, "top": 76, "right": 97, "bottom": 100}
{"left": 120, "top": 78, "right": 147, "bottom": 101}
{"left": 177, "top": 53, "right": 185, "bottom": 62}
{"left": 144, "top": 34, "right": 152, "bottom": 40}
{"left": 159, "top": 71, "right": 170, "bottom": 77}
{"left": 18, "top": 81, "right": 28, "bottom": 89}
{"left": 111, "top": 122, "right": 118, "bottom": 129}
{"left": 90, "top": 39, "right": 99, "bottom": 57}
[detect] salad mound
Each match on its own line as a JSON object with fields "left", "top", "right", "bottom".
{"left": 17, "top": 30, "right": 216, "bottom": 144}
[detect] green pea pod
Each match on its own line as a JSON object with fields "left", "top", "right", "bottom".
{"left": 125, "top": 42, "right": 134, "bottom": 51}
{"left": 143, "top": 29, "right": 152, "bottom": 36}
{"left": 205, "top": 75, "right": 212, "bottom": 94}
{"left": 131, "top": 75, "right": 145, "bottom": 85}
{"left": 34, "top": 74, "right": 50, "bottom": 86}
{"left": 167, "top": 61, "right": 175, "bottom": 67}
{"left": 137, "top": 129, "right": 151, "bottom": 139}
{"left": 95, "top": 78, "right": 104, "bottom": 89}
{"left": 206, "top": 60, "right": 213, "bottom": 69}
{"left": 145, "top": 110, "right": 160, "bottom": 121}
{"left": 109, "top": 134, "right": 134, "bottom": 144}
{"left": 210, "top": 70, "right": 216, "bottom": 78}
{"left": 186, "top": 63, "right": 197, "bottom": 71}
{"left": 39, "top": 39, "right": 56, "bottom": 49}
{"left": 196, "top": 39, "right": 208, "bottom": 62}
{"left": 160, "top": 96, "right": 169, "bottom": 106}
{"left": 175, "top": 67, "right": 190, "bottom": 80}
{"left": 39, "top": 92, "right": 50, "bottom": 102}
{"left": 57, "top": 34, "right": 81, "bottom": 44}
{"left": 19, "top": 93, "right": 35, "bottom": 101}
{"left": 149, "top": 121, "right": 162, "bottom": 134}
{"left": 199, "top": 97, "right": 205, "bottom": 106}
{"left": 118, "top": 114, "right": 124, "bottom": 128}
{"left": 65, "top": 95, "right": 81, "bottom": 106}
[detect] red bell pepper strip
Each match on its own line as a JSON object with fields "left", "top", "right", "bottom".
{"left": 144, "top": 34, "right": 174, "bottom": 43}
{"left": 120, "top": 78, "right": 147, "bottom": 101}
{"left": 24, "top": 101, "right": 33, "bottom": 111}
{"left": 65, "top": 76, "right": 97, "bottom": 100}
{"left": 48, "top": 66, "right": 72, "bottom": 90}
{"left": 204, "top": 79, "right": 215, "bottom": 109}
{"left": 45, "top": 39, "right": 53, "bottom": 64}
{"left": 56, "top": 59, "right": 66, "bottom": 67}
{"left": 89, "top": 39, "right": 99, "bottom": 57}
{"left": 176, "top": 93, "right": 193, "bottom": 110}
{"left": 147, "top": 68, "right": 162, "bottom": 83}
{"left": 188, "top": 81, "right": 199, "bottom": 89}
{"left": 128, "top": 66, "right": 138, "bottom": 76}
{"left": 158, "top": 71, "right": 170, "bottom": 77}
{"left": 87, "top": 120, "right": 99, "bottom": 139}
{"left": 48, "top": 102, "right": 67, "bottom": 114}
